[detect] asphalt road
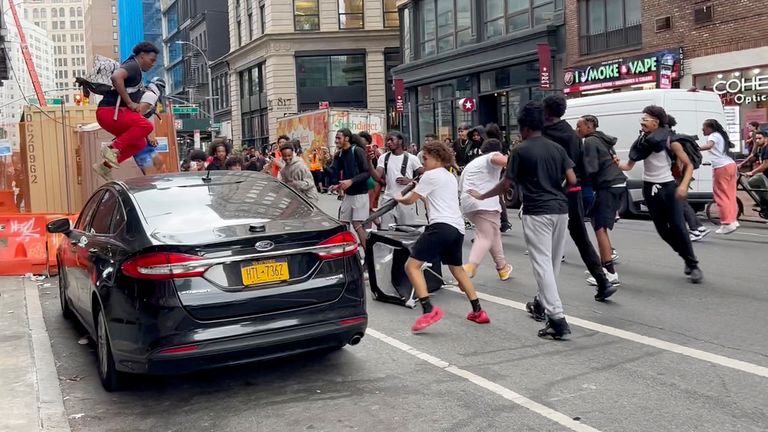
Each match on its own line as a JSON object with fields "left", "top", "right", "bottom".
{"left": 40, "top": 194, "right": 768, "bottom": 432}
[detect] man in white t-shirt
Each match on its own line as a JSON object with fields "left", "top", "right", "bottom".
{"left": 376, "top": 131, "right": 424, "bottom": 228}
{"left": 394, "top": 141, "right": 489, "bottom": 333}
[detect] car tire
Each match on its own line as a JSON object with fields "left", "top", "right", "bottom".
{"left": 95, "top": 308, "right": 125, "bottom": 392}
{"left": 58, "top": 265, "right": 74, "bottom": 321}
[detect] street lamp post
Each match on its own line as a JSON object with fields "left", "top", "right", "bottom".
{"left": 174, "top": 40, "right": 215, "bottom": 133}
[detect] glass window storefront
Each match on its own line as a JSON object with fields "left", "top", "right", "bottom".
{"left": 416, "top": 77, "right": 473, "bottom": 142}
{"left": 694, "top": 66, "right": 768, "bottom": 151}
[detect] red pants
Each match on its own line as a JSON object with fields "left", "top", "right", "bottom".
{"left": 96, "top": 107, "right": 154, "bottom": 163}
{"left": 713, "top": 163, "right": 738, "bottom": 224}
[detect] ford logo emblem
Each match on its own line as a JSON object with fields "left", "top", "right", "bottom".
{"left": 255, "top": 240, "right": 275, "bottom": 251}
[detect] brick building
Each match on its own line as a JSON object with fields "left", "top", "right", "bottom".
{"left": 563, "top": 0, "right": 768, "bottom": 145}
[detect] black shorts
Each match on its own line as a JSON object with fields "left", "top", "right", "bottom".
{"left": 410, "top": 223, "right": 464, "bottom": 267}
{"left": 592, "top": 187, "right": 624, "bottom": 230}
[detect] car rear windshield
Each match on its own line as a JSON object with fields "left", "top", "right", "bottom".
{"left": 132, "top": 175, "right": 316, "bottom": 238}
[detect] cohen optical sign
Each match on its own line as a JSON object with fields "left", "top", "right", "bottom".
{"left": 713, "top": 74, "right": 768, "bottom": 104}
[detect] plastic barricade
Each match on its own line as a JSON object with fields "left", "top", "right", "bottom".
{"left": 0, "top": 213, "right": 77, "bottom": 276}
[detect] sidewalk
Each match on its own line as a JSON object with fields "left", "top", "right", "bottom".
{"left": 0, "top": 277, "right": 70, "bottom": 432}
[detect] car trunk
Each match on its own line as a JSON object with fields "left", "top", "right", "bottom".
{"left": 157, "top": 218, "right": 352, "bottom": 321}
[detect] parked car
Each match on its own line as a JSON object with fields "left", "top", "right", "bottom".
{"left": 47, "top": 171, "right": 367, "bottom": 391}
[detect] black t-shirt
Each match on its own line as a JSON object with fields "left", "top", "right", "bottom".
{"left": 759, "top": 146, "right": 768, "bottom": 178}
{"left": 506, "top": 135, "right": 574, "bottom": 216}
{"left": 99, "top": 57, "right": 143, "bottom": 108}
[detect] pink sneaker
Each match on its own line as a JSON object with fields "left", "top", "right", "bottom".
{"left": 466, "top": 310, "right": 490, "bottom": 324}
{"left": 411, "top": 306, "right": 445, "bottom": 332}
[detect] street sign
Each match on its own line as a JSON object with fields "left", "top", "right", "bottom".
{"left": 27, "top": 98, "right": 62, "bottom": 106}
{"left": 210, "top": 122, "right": 221, "bottom": 129}
{"left": 194, "top": 129, "right": 201, "bottom": 149}
{"left": 172, "top": 105, "right": 200, "bottom": 115}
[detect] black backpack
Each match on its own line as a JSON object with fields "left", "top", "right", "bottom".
{"left": 383, "top": 152, "right": 410, "bottom": 177}
{"left": 667, "top": 134, "right": 703, "bottom": 170}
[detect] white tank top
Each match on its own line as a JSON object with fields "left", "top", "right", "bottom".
{"left": 643, "top": 150, "right": 675, "bottom": 183}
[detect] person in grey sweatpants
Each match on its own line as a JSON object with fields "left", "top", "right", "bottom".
{"left": 469, "top": 101, "right": 577, "bottom": 339}
{"left": 522, "top": 214, "right": 569, "bottom": 323}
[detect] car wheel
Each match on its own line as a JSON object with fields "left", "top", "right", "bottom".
{"left": 58, "top": 266, "right": 74, "bottom": 321}
{"left": 95, "top": 308, "right": 124, "bottom": 392}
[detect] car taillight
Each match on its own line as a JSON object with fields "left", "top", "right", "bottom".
{"left": 121, "top": 252, "right": 208, "bottom": 280}
{"left": 316, "top": 231, "right": 359, "bottom": 260}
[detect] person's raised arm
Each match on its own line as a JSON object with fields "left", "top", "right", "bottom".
{"left": 565, "top": 167, "right": 577, "bottom": 186}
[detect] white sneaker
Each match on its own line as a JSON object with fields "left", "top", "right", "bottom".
{"left": 587, "top": 268, "right": 620, "bottom": 286}
{"left": 715, "top": 222, "right": 740, "bottom": 235}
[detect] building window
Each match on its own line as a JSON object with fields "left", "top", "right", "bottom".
{"left": 294, "top": 0, "right": 320, "bottom": 31}
{"left": 248, "top": 11, "right": 254, "bottom": 39}
{"left": 419, "top": 0, "right": 473, "bottom": 57}
{"left": 578, "top": 0, "right": 642, "bottom": 55}
{"left": 259, "top": 3, "right": 266, "bottom": 34}
{"left": 383, "top": 0, "right": 399, "bottom": 27}
{"left": 41, "top": 8, "right": 46, "bottom": 18}
{"left": 339, "top": 0, "right": 364, "bottom": 29}
{"left": 236, "top": 0, "right": 243, "bottom": 46}
{"left": 112, "top": 32, "right": 117, "bottom": 40}
{"left": 402, "top": 5, "right": 413, "bottom": 61}
{"left": 240, "top": 63, "right": 268, "bottom": 150}
{"left": 77, "top": 6, "right": 82, "bottom": 17}
{"left": 484, "top": 0, "right": 558, "bottom": 40}
{"left": 112, "top": 19, "right": 117, "bottom": 27}
{"left": 296, "top": 54, "right": 367, "bottom": 111}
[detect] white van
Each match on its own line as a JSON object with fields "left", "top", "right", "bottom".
{"left": 563, "top": 89, "right": 725, "bottom": 215}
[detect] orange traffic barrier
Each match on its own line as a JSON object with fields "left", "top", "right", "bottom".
{"left": 0, "top": 190, "right": 17, "bottom": 213}
{"left": 0, "top": 212, "right": 77, "bottom": 276}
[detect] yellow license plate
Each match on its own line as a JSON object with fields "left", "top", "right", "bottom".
{"left": 241, "top": 260, "right": 290, "bottom": 286}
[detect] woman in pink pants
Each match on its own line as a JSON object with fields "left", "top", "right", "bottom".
{"left": 700, "top": 119, "right": 739, "bottom": 234}
{"left": 459, "top": 138, "right": 513, "bottom": 280}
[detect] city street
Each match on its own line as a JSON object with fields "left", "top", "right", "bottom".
{"left": 25, "top": 194, "right": 768, "bottom": 432}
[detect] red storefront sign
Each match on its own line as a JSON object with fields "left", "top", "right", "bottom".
{"left": 537, "top": 43, "right": 552, "bottom": 90}
{"left": 394, "top": 79, "right": 405, "bottom": 112}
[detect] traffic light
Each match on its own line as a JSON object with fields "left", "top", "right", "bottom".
{"left": 74, "top": 94, "right": 82, "bottom": 106}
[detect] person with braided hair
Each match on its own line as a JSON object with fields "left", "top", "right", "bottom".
{"left": 700, "top": 119, "right": 739, "bottom": 235}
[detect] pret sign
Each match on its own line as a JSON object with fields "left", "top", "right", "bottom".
{"left": 459, "top": 97, "right": 476, "bottom": 113}
{"left": 394, "top": 79, "right": 405, "bottom": 112}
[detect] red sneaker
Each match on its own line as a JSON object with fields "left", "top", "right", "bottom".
{"left": 466, "top": 310, "right": 490, "bottom": 324}
{"left": 411, "top": 306, "right": 445, "bottom": 332}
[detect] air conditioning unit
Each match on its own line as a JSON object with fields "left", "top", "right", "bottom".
{"left": 694, "top": 4, "right": 714, "bottom": 24}
{"left": 655, "top": 16, "right": 672, "bottom": 32}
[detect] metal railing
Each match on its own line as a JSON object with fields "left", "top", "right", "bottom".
{"left": 579, "top": 22, "right": 642, "bottom": 55}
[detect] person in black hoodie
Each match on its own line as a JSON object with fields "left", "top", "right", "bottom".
{"left": 617, "top": 105, "right": 702, "bottom": 283}
{"left": 577, "top": 115, "right": 626, "bottom": 291}
{"left": 329, "top": 128, "right": 371, "bottom": 249}
{"left": 542, "top": 94, "right": 614, "bottom": 301}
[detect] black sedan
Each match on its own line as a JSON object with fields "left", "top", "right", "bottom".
{"left": 47, "top": 171, "right": 367, "bottom": 391}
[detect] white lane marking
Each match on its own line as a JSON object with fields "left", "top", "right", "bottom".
{"left": 367, "top": 328, "right": 602, "bottom": 432}
{"left": 443, "top": 287, "right": 768, "bottom": 379}
{"left": 731, "top": 230, "right": 768, "bottom": 238}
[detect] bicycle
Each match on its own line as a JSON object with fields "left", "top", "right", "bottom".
{"left": 705, "top": 172, "right": 768, "bottom": 224}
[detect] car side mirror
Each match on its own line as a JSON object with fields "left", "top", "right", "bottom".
{"left": 46, "top": 218, "right": 71, "bottom": 234}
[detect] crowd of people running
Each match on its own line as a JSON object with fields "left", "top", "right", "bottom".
{"left": 170, "top": 93, "right": 758, "bottom": 340}
{"left": 94, "top": 43, "right": 762, "bottom": 340}
{"left": 292, "top": 94, "right": 754, "bottom": 340}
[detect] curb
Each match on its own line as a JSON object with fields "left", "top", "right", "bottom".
{"left": 24, "top": 279, "right": 71, "bottom": 432}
